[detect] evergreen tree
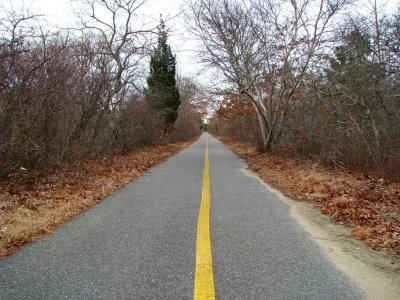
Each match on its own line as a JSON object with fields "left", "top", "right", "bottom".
{"left": 326, "top": 28, "right": 384, "bottom": 148}
{"left": 146, "top": 18, "right": 180, "bottom": 129}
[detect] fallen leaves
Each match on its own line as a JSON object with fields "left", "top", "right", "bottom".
{"left": 0, "top": 139, "right": 196, "bottom": 259}
{"left": 221, "top": 137, "right": 400, "bottom": 256}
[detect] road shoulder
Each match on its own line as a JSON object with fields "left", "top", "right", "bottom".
{"left": 243, "top": 167, "right": 400, "bottom": 299}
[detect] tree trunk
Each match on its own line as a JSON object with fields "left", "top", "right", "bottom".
{"left": 363, "top": 101, "right": 380, "bottom": 148}
{"left": 252, "top": 101, "right": 269, "bottom": 152}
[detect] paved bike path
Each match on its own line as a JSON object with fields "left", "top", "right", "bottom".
{"left": 0, "top": 134, "right": 362, "bottom": 299}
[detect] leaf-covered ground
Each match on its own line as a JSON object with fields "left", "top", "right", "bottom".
{"left": 0, "top": 140, "right": 195, "bottom": 259}
{"left": 221, "top": 137, "right": 400, "bottom": 256}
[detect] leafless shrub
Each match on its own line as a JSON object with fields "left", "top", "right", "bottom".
{"left": 0, "top": 1, "right": 186, "bottom": 179}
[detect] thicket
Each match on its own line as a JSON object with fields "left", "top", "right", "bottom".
{"left": 201, "top": 1, "right": 400, "bottom": 179}
{"left": 0, "top": 1, "right": 203, "bottom": 179}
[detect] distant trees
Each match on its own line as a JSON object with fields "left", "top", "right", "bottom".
{"left": 209, "top": 94, "right": 259, "bottom": 142}
{"left": 174, "top": 76, "right": 206, "bottom": 139}
{"left": 146, "top": 19, "right": 181, "bottom": 132}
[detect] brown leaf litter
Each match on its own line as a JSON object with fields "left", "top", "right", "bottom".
{"left": 0, "top": 139, "right": 196, "bottom": 259}
{"left": 220, "top": 137, "right": 400, "bottom": 257}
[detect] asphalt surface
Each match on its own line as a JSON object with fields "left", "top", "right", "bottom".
{"left": 0, "top": 134, "right": 362, "bottom": 299}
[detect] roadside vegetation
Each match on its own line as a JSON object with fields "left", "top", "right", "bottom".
{"left": 193, "top": 0, "right": 400, "bottom": 178}
{"left": 221, "top": 138, "right": 400, "bottom": 256}
{"left": 0, "top": 1, "right": 206, "bottom": 178}
{"left": 0, "top": 140, "right": 195, "bottom": 259}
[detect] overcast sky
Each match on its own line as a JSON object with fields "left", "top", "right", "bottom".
{"left": 3, "top": 0, "right": 202, "bottom": 78}
{"left": 3, "top": 0, "right": 398, "bottom": 83}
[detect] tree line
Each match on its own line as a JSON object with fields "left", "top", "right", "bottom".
{"left": 0, "top": 0, "right": 204, "bottom": 178}
{"left": 186, "top": 0, "right": 400, "bottom": 179}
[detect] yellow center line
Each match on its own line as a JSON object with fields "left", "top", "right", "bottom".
{"left": 194, "top": 138, "right": 215, "bottom": 300}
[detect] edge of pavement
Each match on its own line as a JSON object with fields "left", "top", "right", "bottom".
{"left": 242, "top": 167, "right": 400, "bottom": 300}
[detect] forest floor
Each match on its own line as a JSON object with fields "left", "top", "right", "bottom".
{"left": 0, "top": 139, "right": 197, "bottom": 259}
{"left": 219, "top": 137, "right": 400, "bottom": 259}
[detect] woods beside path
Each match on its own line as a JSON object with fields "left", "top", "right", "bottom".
{"left": 0, "top": 139, "right": 196, "bottom": 259}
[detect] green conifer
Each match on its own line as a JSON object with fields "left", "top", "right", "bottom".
{"left": 146, "top": 18, "right": 180, "bottom": 129}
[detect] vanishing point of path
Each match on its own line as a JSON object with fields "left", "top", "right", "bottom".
{"left": 0, "top": 134, "right": 362, "bottom": 299}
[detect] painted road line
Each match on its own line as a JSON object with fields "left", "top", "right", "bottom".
{"left": 194, "top": 139, "right": 215, "bottom": 300}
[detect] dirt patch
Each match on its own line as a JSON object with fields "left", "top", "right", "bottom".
{"left": 219, "top": 137, "right": 400, "bottom": 257}
{"left": 243, "top": 168, "right": 400, "bottom": 299}
{"left": 0, "top": 139, "right": 197, "bottom": 259}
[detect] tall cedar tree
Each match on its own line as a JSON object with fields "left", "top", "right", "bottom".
{"left": 146, "top": 19, "right": 180, "bottom": 129}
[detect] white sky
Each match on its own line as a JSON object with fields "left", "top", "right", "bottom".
{"left": 2, "top": 0, "right": 202, "bottom": 78}
{"left": 2, "top": 0, "right": 399, "bottom": 83}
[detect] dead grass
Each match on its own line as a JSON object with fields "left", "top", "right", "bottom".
{"left": 220, "top": 137, "right": 400, "bottom": 256}
{"left": 0, "top": 139, "right": 196, "bottom": 259}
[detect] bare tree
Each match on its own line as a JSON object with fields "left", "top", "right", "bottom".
{"left": 175, "top": 76, "right": 206, "bottom": 138}
{"left": 73, "top": 0, "right": 156, "bottom": 148}
{"left": 74, "top": 0, "right": 153, "bottom": 102}
{"left": 0, "top": 6, "right": 40, "bottom": 92}
{"left": 186, "top": 0, "right": 348, "bottom": 151}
